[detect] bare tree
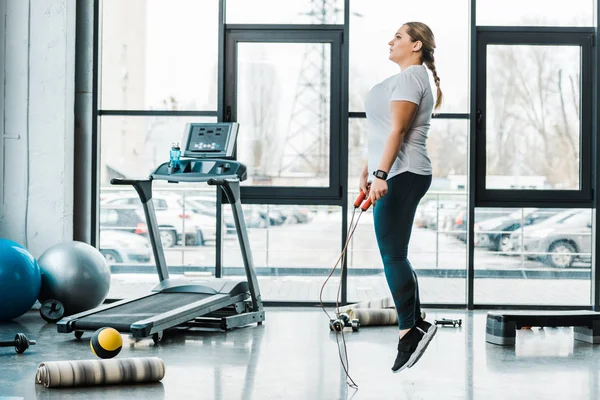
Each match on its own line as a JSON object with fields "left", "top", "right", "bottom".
{"left": 428, "top": 119, "right": 467, "bottom": 177}
{"left": 243, "top": 61, "right": 281, "bottom": 177}
{"left": 487, "top": 45, "right": 580, "bottom": 189}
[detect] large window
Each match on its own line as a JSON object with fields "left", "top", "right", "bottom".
{"left": 477, "top": 0, "right": 595, "bottom": 27}
{"left": 98, "top": 0, "right": 221, "bottom": 296}
{"left": 235, "top": 42, "right": 332, "bottom": 188}
{"left": 226, "top": 0, "right": 344, "bottom": 24}
{"left": 346, "top": 0, "right": 470, "bottom": 304}
{"left": 101, "top": 0, "right": 219, "bottom": 111}
{"left": 222, "top": 204, "right": 341, "bottom": 302}
{"left": 475, "top": 30, "right": 593, "bottom": 206}
{"left": 94, "top": 0, "right": 599, "bottom": 308}
{"left": 484, "top": 44, "right": 581, "bottom": 191}
{"left": 349, "top": 0, "right": 470, "bottom": 114}
{"left": 347, "top": 119, "right": 469, "bottom": 304}
{"left": 473, "top": 207, "right": 592, "bottom": 306}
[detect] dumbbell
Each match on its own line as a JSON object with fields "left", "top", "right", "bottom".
{"left": 329, "top": 313, "right": 360, "bottom": 332}
{"left": 0, "top": 333, "right": 36, "bottom": 354}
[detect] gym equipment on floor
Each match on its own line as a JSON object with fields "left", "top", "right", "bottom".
{"left": 486, "top": 310, "right": 600, "bottom": 345}
{"left": 434, "top": 318, "right": 462, "bottom": 327}
{"left": 0, "top": 239, "right": 41, "bottom": 321}
{"left": 57, "top": 122, "right": 264, "bottom": 342}
{"left": 0, "top": 333, "right": 36, "bottom": 354}
{"left": 329, "top": 312, "right": 360, "bottom": 332}
{"left": 36, "top": 357, "right": 165, "bottom": 388}
{"left": 37, "top": 241, "right": 111, "bottom": 316}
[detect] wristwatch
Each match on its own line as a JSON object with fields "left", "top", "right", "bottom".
{"left": 373, "top": 170, "right": 388, "bottom": 180}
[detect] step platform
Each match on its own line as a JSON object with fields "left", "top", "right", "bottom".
{"left": 486, "top": 310, "right": 600, "bottom": 346}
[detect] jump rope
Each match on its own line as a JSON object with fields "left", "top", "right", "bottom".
{"left": 319, "top": 188, "right": 372, "bottom": 390}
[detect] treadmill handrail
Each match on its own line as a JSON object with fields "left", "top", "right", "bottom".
{"left": 220, "top": 180, "right": 263, "bottom": 313}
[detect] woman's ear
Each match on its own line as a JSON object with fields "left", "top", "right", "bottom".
{"left": 412, "top": 40, "right": 423, "bottom": 52}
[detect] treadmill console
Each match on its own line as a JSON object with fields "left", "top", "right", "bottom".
{"left": 150, "top": 122, "right": 246, "bottom": 183}
{"left": 182, "top": 122, "right": 238, "bottom": 159}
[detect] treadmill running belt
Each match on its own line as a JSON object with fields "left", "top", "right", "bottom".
{"left": 72, "top": 292, "right": 212, "bottom": 331}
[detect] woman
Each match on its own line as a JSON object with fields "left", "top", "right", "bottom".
{"left": 359, "top": 22, "right": 443, "bottom": 373}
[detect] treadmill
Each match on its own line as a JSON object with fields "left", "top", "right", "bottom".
{"left": 57, "top": 122, "right": 265, "bottom": 342}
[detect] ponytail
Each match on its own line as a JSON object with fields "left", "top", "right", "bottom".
{"left": 423, "top": 51, "right": 443, "bottom": 112}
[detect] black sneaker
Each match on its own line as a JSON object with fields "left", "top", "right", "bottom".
{"left": 410, "top": 319, "right": 438, "bottom": 367}
{"left": 392, "top": 326, "right": 425, "bottom": 373}
{"left": 416, "top": 318, "right": 435, "bottom": 335}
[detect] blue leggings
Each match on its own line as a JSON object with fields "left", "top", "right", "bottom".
{"left": 373, "top": 172, "right": 432, "bottom": 330}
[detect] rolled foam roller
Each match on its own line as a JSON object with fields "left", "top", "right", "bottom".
{"left": 338, "top": 296, "right": 396, "bottom": 312}
{"left": 35, "top": 357, "right": 165, "bottom": 388}
{"left": 346, "top": 309, "right": 398, "bottom": 326}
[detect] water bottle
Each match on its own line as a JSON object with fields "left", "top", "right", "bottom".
{"left": 169, "top": 142, "right": 181, "bottom": 173}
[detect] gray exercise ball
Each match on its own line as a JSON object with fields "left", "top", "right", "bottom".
{"left": 37, "top": 241, "right": 111, "bottom": 316}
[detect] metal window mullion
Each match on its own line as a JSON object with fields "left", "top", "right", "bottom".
{"left": 340, "top": 0, "right": 350, "bottom": 305}
{"left": 98, "top": 110, "right": 218, "bottom": 117}
{"left": 593, "top": 0, "right": 600, "bottom": 311}
{"left": 91, "top": 0, "right": 101, "bottom": 247}
{"left": 467, "top": 0, "right": 477, "bottom": 310}
{"left": 215, "top": 0, "right": 226, "bottom": 279}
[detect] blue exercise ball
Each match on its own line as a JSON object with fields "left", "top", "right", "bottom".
{"left": 0, "top": 239, "right": 42, "bottom": 321}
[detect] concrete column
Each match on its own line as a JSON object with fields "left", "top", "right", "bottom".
{"left": 0, "top": 0, "right": 76, "bottom": 257}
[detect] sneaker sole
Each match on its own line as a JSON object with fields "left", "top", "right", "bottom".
{"left": 407, "top": 324, "right": 437, "bottom": 369}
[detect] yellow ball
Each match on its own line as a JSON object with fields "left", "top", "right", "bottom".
{"left": 90, "top": 327, "right": 123, "bottom": 359}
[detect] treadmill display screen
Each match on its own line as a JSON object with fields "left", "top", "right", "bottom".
{"left": 182, "top": 122, "right": 238, "bottom": 159}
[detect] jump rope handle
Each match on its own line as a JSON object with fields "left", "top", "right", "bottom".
{"left": 354, "top": 190, "right": 372, "bottom": 211}
{"left": 361, "top": 197, "right": 372, "bottom": 211}
{"left": 353, "top": 190, "right": 366, "bottom": 207}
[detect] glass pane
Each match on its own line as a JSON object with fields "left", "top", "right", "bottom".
{"left": 347, "top": 118, "right": 468, "bottom": 304}
{"left": 101, "top": 0, "right": 218, "bottom": 110}
{"left": 100, "top": 116, "right": 218, "bottom": 291}
{"left": 474, "top": 207, "right": 591, "bottom": 305}
{"left": 100, "top": 116, "right": 216, "bottom": 185}
{"left": 222, "top": 204, "right": 340, "bottom": 302}
{"left": 485, "top": 45, "right": 580, "bottom": 190}
{"left": 350, "top": 0, "right": 469, "bottom": 113}
{"left": 236, "top": 43, "right": 331, "bottom": 187}
{"left": 477, "top": 0, "right": 594, "bottom": 26}
{"left": 348, "top": 118, "right": 468, "bottom": 194}
{"left": 347, "top": 190, "right": 467, "bottom": 304}
{"left": 226, "top": 0, "right": 344, "bottom": 24}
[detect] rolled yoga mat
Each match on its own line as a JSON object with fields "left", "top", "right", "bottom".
{"left": 35, "top": 357, "right": 165, "bottom": 388}
{"left": 346, "top": 308, "right": 399, "bottom": 326}
{"left": 338, "top": 296, "right": 395, "bottom": 312}
{"left": 338, "top": 297, "right": 426, "bottom": 326}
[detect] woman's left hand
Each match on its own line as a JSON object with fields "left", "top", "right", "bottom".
{"left": 369, "top": 178, "right": 388, "bottom": 206}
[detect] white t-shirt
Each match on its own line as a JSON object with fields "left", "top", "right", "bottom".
{"left": 364, "top": 64, "right": 434, "bottom": 181}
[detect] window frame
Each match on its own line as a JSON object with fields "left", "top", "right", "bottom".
{"left": 223, "top": 25, "right": 346, "bottom": 204}
{"left": 475, "top": 27, "right": 595, "bottom": 208}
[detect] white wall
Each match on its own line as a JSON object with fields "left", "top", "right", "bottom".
{"left": 0, "top": 0, "right": 76, "bottom": 257}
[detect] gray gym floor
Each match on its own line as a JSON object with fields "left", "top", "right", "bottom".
{"left": 1, "top": 309, "right": 599, "bottom": 400}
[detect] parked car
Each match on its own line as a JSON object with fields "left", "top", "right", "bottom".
{"left": 414, "top": 200, "right": 465, "bottom": 230}
{"left": 186, "top": 195, "right": 269, "bottom": 229}
{"left": 99, "top": 230, "right": 152, "bottom": 264}
{"left": 453, "top": 207, "right": 514, "bottom": 242}
{"left": 474, "top": 208, "right": 563, "bottom": 252}
{"left": 101, "top": 193, "right": 211, "bottom": 246}
{"left": 271, "top": 206, "right": 314, "bottom": 224}
{"left": 99, "top": 205, "right": 148, "bottom": 237}
{"left": 509, "top": 209, "right": 592, "bottom": 268}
